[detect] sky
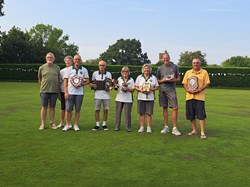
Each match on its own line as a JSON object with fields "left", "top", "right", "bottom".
{"left": 1, "top": 0, "right": 250, "bottom": 65}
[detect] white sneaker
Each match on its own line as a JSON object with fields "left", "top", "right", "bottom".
{"left": 50, "top": 123, "right": 57, "bottom": 130}
{"left": 147, "top": 126, "right": 152, "bottom": 133}
{"left": 172, "top": 127, "right": 181, "bottom": 136}
{"left": 62, "top": 124, "right": 72, "bottom": 131}
{"left": 161, "top": 126, "right": 169, "bottom": 134}
{"left": 57, "top": 123, "right": 64, "bottom": 128}
{"left": 39, "top": 124, "right": 45, "bottom": 130}
{"left": 73, "top": 124, "right": 80, "bottom": 131}
{"left": 138, "top": 126, "right": 144, "bottom": 133}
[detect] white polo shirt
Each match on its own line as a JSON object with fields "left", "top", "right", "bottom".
{"left": 65, "top": 65, "right": 89, "bottom": 95}
{"left": 60, "top": 67, "right": 70, "bottom": 92}
{"left": 115, "top": 76, "right": 135, "bottom": 103}
{"left": 92, "top": 71, "right": 112, "bottom": 99}
{"left": 135, "top": 74, "right": 159, "bottom": 101}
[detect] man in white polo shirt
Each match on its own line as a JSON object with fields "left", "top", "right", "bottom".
{"left": 89, "top": 60, "right": 113, "bottom": 131}
{"left": 62, "top": 54, "right": 89, "bottom": 131}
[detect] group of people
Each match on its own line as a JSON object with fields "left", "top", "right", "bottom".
{"left": 38, "top": 52, "right": 210, "bottom": 139}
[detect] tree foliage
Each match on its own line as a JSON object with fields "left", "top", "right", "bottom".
{"left": 221, "top": 56, "right": 250, "bottom": 67}
{"left": 0, "top": 24, "right": 79, "bottom": 64}
{"left": 84, "top": 58, "right": 101, "bottom": 65}
{"left": 178, "top": 51, "right": 207, "bottom": 66}
{"left": 0, "top": 27, "right": 32, "bottom": 63}
{"left": 0, "top": 0, "right": 4, "bottom": 16}
{"left": 28, "top": 24, "right": 79, "bottom": 63}
{"left": 99, "top": 38, "right": 151, "bottom": 65}
{"left": 155, "top": 61, "right": 164, "bottom": 66}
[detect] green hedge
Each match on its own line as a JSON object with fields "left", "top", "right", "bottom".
{"left": 0, "top": 64, "right": 250, "bottom": 87}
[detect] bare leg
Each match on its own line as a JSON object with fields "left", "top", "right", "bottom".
{"left": 49, "top": 107, "right": 55, "bottom": 124}
{"left": 59, "top": 109, "right": 65, "bottom": 125}
{"left": 66, "top": 111, "right": 72, "bottom": 125}
{"left": 200, "top": 119, "right": 205, "bottom": 135}
{"left": 146, "top": 114, "right": 152, "bottom": 126}
{"left": 74, "top": 111, "right": 80, "bottom": 125}
{"left": 139, "top": 115, "right": 145, "bottom": 126}
{"left": 103, "top": 109, "right": 108, "bottom": 122}
{"left": 40, "top": 106, "right": 47, "bottom": 124}
{"left": 172, "top": 108, "right": 178, "bottom": 127}
{"left": 191, "top": 119, "right": 197, "bottom": 133}
{"left": 163, "top": 107, "right": 168, "bottom": 125}
{"left": 95, "top": 110, "right": 100, "bottom": 122}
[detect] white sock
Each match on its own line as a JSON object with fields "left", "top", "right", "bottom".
{"left": 96, "top": 122, "right": 100, "bottom": 127}
{"left": 102, "top": 121, "right": 106, "bottom": 126}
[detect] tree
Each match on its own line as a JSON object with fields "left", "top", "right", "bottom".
{"left": 0, "top": 26, "right": 32, "bottom": 63}
{"left": 84, "top": 58, "right": 100, "bottom": 65}
{"left": 99, "top": 38, "right": 151, "bottom": 65}
{"left": 28, "top": 24, "right": 78, "bottom": 63}
{"left": 0, "top": 24, "right": 79, "bottom": 63}
{"left": 0, "top": 0, "right": 4, "bottom": 16}
{"left": 221, "top": 56, "right": 250, "bottom": 67}
{"left": 178, "top": 51, "right": 207, "bottom": 66}
{"left": 155, "top": 61, "right": 164, "bottom": 66}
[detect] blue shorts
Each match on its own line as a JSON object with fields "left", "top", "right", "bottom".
{"left": 65, "top": 95, "right": 83, "bottom": 112}
{"left": 40, "top": 92, "right": 58, "bottom": 108}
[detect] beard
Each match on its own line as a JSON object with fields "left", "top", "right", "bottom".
{"left": 47, "top": 61, "right": 53, "bottom": 65}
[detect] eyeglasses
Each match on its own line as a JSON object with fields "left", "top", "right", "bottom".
{"left": 46, "top": 56, "right": 53, "bottom": 59}
{"left": 99, "top": 65, "right": 105, "bottom": 66}
{"left": 74, "top": 59, "right": 81, "bottom": 60}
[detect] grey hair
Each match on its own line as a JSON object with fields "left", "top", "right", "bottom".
{"left": 46, "top": 52, "right": 55, "bottom": 58}
{"left": 64, "top": 56, "right": 73, "bottom": 62}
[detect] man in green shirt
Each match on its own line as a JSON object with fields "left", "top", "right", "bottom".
{"left": 38, "top": 52, "right": 60, "bottom": 130}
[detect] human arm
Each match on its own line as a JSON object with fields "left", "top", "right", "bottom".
{"left": 64, "top": 78, "right": 69, "bottom": 100}
{"left": 82, "top": 78, "right": 89, "bottom": 86}
{"left": 38, "top": 78, "right": 42, "bottom": 85}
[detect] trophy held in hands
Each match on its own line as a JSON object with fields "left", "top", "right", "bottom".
{"left": 142, "top": 82, "right": 151, "bottom": 99}
{"left": 187, "top": 76, "right": 198, "bottom": 91}
{"left": 91, "top": 78, "right": 114, "bottom": 91}
{"left": 165, "top": 70, "right": 174, "bottom": 81}
{"left": 70, "top": 75, "right": 83, "bottom": 87}
{"left": 121, "top": 82, "right": 129, "bottom": 92}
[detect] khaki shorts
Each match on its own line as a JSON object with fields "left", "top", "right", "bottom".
{"left": 95, "top": 99, "right": 110, "bottom": 110}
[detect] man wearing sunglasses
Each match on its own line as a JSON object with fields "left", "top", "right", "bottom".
{"left": 89, "top": 60, "right": 113, "bottom": 131}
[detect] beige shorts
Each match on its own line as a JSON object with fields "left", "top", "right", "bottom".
{"left": 95, "top": 99, "right": 110, "bottom": 110}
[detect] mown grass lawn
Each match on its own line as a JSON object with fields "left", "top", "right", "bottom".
{"left": 0, "top": 82, "right": 249, "bottom": 187}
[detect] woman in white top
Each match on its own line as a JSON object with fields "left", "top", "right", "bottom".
{"left": 57, "top": 56, "right": 73, "bottom": 128}
{"left": 114, "top": 66, "right": 135, "bottom": 132}
{"left": 134, "top": 64, "right": 159, "bottom": 133}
